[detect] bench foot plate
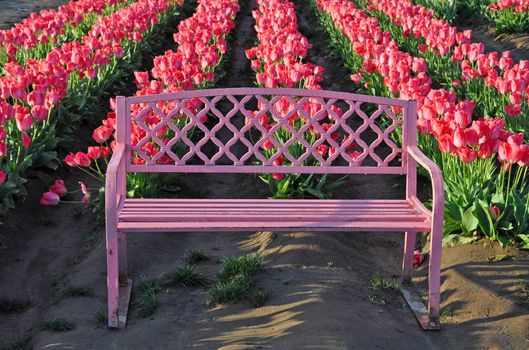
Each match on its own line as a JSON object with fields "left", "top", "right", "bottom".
{"left": 401, "top": 287, "right": 440, "bottom": 331}
{"left": 118, "top": 279, "right": 132, "bottom": 329}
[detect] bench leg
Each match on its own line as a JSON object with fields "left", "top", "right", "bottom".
{"left": 401, "top": 231, "right": 416, "bottom": 284}
{"left": 107, "top": 227, "right": 132, "bottom": 329}
{"left": 401, "top": 227, "right": 441, "bottom": 330}
{"left": 427, "top": 223, "right": 442, "bottom": 329}
{"left": 118, "top": 231, "right": 128, "bottom": 284}
{"left": 106, "top": 224, "right": 119, "bottom": 328}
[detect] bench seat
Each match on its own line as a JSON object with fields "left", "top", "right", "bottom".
{"left": 117, "top": 199, "right": 431, "bottom": 232}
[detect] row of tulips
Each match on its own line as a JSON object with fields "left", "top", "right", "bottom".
{"left": 411, "top": 0, "right": 529, "bottom": 34}
{"left": 0, "top": 0, "right": 184, "bottom": 213}
{"left": 490, "top": 0, "right": 529, "bottom": 11}
{"left": 313, "top": 0, "right": 529, "bottom": 246}
{"left": 44, "top": 0, "right": 241, "bottom": 208}
{"left": 488, "top": 0, "right": 529, "bottom": 34}
{"left": 357, "top": 0, "right": 529, "bottom": 134}
{"left": 246, "top": 0, "right": 349, "bottom": 199}
{"left": 0, "top": 0, "right": 133, "bottom": 67}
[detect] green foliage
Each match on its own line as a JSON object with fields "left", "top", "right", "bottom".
{"left": 261, "top": 173, "right": 347, "bottom": 199}
{"left": 57, "top": 283, "right": 92, "bottom": 297}
{"left": 133, "top": 277, "right": 161, "bottom": 318}
{"left": 412, "top": 0, "right": 490, "bottom": 24}
{"left": 185, "top": 250, "right": 209, "bottom": 265}
{"left": 94, "top": 310, "right": 108, "bottom": 326}
{"left": 40, "top": 318, "right": 75, "bottom": 332}
{"left": 490, "top": 8, "right": 529, "bottom": 34}
{"left": 370, "top": 275, "right": 399, "bottom": 291}
{"left": 0, "top": 298, "right": 32, "bottom": 314}
{"left": 207, "top": 255, "right": 267, "bottom": 307}
{"left": 160, "top": 265, "right": 208, "bottom": 287}
{"left": 441, "top": 151, "right": 529, "bottom": 247}
{"left": 515, "top": 279, "right": 529, "bottom": 306}
{"left": 0, "top": 335, "right": 32, "bottom": 350}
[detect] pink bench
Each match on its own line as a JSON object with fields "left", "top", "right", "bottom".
{"left": 105, "top": 87, "right": 444, "bottom": 330}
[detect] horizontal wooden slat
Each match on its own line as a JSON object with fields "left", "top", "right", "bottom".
{"left": 117, "top": 221, "right": 431, "bottom": 232}
{"left": 117, "top": 198, "right": 431, "bottom": 232}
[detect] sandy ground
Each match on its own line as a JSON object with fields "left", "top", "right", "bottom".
{"left": 1, "top": 0, "right": 529, "bottom": 349}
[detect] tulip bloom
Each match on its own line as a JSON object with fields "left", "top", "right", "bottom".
{"left": 39, "top": 191, "right": 60, "bottom": 206}
{"left": 50, "top": 180, "right": 68, "bottom": 197}
{"left": 92, "top": 125, "right": 113, "bottom": 143}
{"left": 488, "top": 206, "right": 500, "bottom": 221}
{"left": 413, "top": 250, "right": 424, "bottom": 267}
{"left": 0, "top": 171, "right": 6, "bottom": 185}
{"left": 74, "top": 152, "right": 91, "bottom": 167}
{"left": 22, "top": 132, "right": 31, "bottom": 148}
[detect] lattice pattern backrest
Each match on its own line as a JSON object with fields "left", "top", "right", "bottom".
{"left": 118, "top": 88, "right": 415, "bottom": 174}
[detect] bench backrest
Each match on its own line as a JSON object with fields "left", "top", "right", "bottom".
{"left": 115, "top": 88, "right": 417, "bottom": 175}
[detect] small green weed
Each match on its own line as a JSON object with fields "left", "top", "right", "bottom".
{"left": 515, "top": 279, "right": 529, "bottom": 306}
{"left": 94, "top": 310, "right": 108, "bottom": 326}
{"left": 440, "top": 306, "right": 454, "bottom": 320}
{"left": 58, "top": 284, "right": 92, "bottom": 297}
{"left": 0, "top": 298, "right": 32, "bottom": 314}
{"left": 370, "top": 275, "right": 399, "bottom": 291}
{"left": 185, "top": 250, "right": 209, "bottom": 265}
{"left": 40, "top": 318, "right": 75, "bottom": 332}
{"left": 368, "top": 294, "right": 386, "bottom": 306}
{"left": 207, "top": 255, "right": 267, "bottom": 307}
{"left": 133, "top": 277, "right": 160, "bottom": 318}
{"left": 0, "top": 334, "right": 32, "bottom": 350}
{"left": 161, "top": 265, "right": 208, "bottom": 287}
{"left": 217, "top": 255, "right": 262, "bottom": 282}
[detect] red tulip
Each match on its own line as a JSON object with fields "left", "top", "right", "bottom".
{"left": 87, "top": 146, "right": 102, "bottom": 160}
{"left": 452, "top": 127, "right": 466, "bottom": 148}
{"left": 505, "top": 104, "right": 521, "bottom": 117}
{"left": 39, "top": 191, "right": 60, "bottom": 206}
{"left": 458, "top": 147, "right": 477, "bottom": 163}
{"left": 413, "top": 250, "right": 424, "bottom": 267}
{"left": 50, "top": 179, "right": 68, "bottom": 197}
{"left": 74, "top": 152, "right": 91, "bottom": 167}
{"left": 22, "top": 132, "right": 31, "bottom": 148}
{"left": 15, "top": 113, "right": 32, "bottom": 132}
{"left": 92, "top": 125, "right": 113, "bottom": 143}
{"left": 0, "top": 141, "right": 6, "bottom": 157}
{"left": 488, "top": 206, "right": 500, "bottom": 221}
{"left": 0, "top": 171, "right": 6, "bottom": 185}
{"left": 134, "top": 71, "right": 149, "bottom": 89}
{"left": 64, "top": 152, "right": 77, "bottom": 167}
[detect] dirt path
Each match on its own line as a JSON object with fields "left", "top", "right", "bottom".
{"left": 465, "top": 25, "right": 529, "bottom": 62}
{"left": 1, "top": 0, "right": 529, "bottom": 349}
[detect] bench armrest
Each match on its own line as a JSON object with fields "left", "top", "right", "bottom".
{"left": 407, "top": 145, "right": 444, "bottom": 225}
{"left": 106, "top": 143, "right": 127, "bottom": 212}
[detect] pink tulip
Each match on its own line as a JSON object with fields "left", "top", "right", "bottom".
{"left": 92, "top": 125, "right": 113, "bottom": 143}
{"left": 0, "top": 171, "right": 6, "bottom": 184}
{"left": 87, "top": 146, "right": 102, "bottom": 160}
{"left": 22, "top": 132, "right": 31, "bottom": 148}
{"left": 50, "top": 179, "right": 68, "bottom": 197}
{"left": 39, "top": 191, "right": 60, "bottom": 206}
{"left": 74, "top": 152, "right": 91, "bottom": 167}
{"left": 413, "top": 250, "right": 424, "bottom": 267}
{"left": 488, "top": 206, "right": 500, "bottom": 221}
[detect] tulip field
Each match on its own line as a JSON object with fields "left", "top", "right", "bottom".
{"left": 1, "top": 0, "right": 529, "bottom": 348}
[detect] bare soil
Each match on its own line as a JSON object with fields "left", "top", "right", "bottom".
{"left": 1, "top": 1, "right": 529, "bottom": 349}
